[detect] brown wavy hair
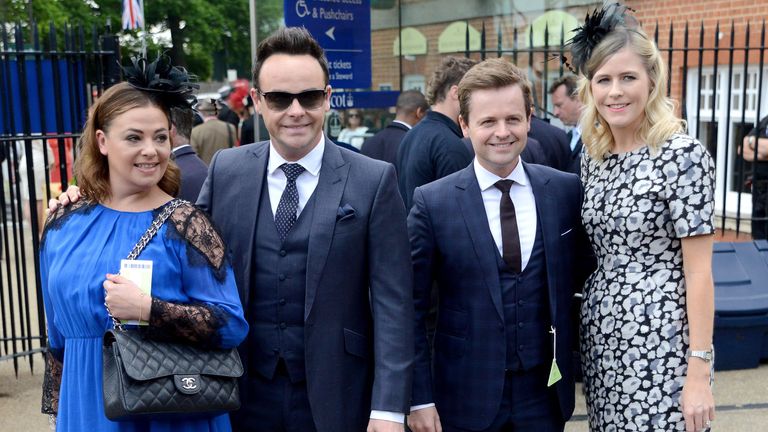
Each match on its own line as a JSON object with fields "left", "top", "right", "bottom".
{"left": 75, "top": 82, "right": 180, "bottom": 202}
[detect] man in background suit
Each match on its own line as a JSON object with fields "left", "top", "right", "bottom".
{"left": 170, "top": 107, "right": 207, "bottom": 201}
{"left": 549, "top": 75, "right": 585, "bottom": 174}
{"left": 529, "top": 115, "right": 571, "bottom": 172}
{"left": 362, "top": 90, "right": 428, "bottom": 167}
{"left": 198, "top": 27, "right": 413, "bottom": 432}
{"left": 191, "top": 99, "right": 237, "bottom": 164}
{"left": 407, "top": 58, "right": 593, "bottom": 432}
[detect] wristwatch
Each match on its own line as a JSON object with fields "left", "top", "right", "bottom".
{"left": 688, "top": 350, "right": 713, "bottom": 363}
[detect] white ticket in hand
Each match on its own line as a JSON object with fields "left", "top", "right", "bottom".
{"left": 119, "top": 259, "right": 153, "bottom": 326}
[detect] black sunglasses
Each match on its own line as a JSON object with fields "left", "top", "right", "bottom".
{"left": 258, "top": 89, "right": 327, "bottom": 111}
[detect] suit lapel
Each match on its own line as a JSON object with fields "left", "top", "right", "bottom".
{"left": 240, "top": 143, "right": 269, "bottom": 303}
{"left": 305, "top": 140, "right": 350, "bottom": 320}
{"left": 525, "top": 163, "right": 557, "bottom": 319}
{"left": 455, "top": 166, "right": 504, "bottom": 320}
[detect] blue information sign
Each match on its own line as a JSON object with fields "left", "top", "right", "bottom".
{"left": 284, "top": 0, "right": 371, "bottom": 89}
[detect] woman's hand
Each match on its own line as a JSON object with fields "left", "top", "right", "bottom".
{"left": 681, "top": 359, "right": 715, "bottom": 432}
{"left": 103, "top": 273, "right": 152, "bottom": 322}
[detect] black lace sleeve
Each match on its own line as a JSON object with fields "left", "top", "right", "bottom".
{"left": 163, "top": 202, "right": 228, "bottom": 282}
{"left": 141, "top": 202, "right": 231, "bottom": 346}
{"left": 144, "top": 298, "right": 225, "bottom": 347}
{"left": 41, "top": 350, "right": 63, "bottom": 415}
{"left": 40, "top": 199, "right": 95, "bottom": 248}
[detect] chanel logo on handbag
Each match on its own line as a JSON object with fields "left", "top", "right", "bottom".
{"left": 181, "top": 377, "right": 197, "bottom": 390}
{"left": 173, "top": 374, "right": 204, "bottom": 395}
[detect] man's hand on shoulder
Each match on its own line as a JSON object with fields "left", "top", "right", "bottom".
{"left": 48, "top": 186, "right": 81, "bottom": 212}
{"left": 367, "top": 418, "right": 405, "bottom": 432}
{"left": 407, "top": 406, "right": 442, "bottom": 432}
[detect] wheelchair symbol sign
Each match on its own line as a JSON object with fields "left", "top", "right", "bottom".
{"left": 296, "top": 0, "right": 310, "bottom": 18}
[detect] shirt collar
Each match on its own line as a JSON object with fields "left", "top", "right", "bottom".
{"left": 172, "top": 144, "right": 192, "bottom": 152}
{"left": 267, "top": 135, "right": 324, "bottom": 177}
{"left": 473, "top": 157, "right": 529, "bottom": 191}
{"left": 392, "top": 119, "right": 412, "bottom": 129}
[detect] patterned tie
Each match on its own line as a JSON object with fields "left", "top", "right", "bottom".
{"left": 494, "top": 179, "right": 522, "bottom": 273}
{"left": 275, "top": 163, "right": 306, "bottom": 241}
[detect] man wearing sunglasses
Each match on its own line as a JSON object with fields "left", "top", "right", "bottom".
{"left": 198, "top": 27, "right": 414, "bottom": 432}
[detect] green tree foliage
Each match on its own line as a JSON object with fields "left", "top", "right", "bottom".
{"left": 1, "top": 0, "right": 285, "bottom": 81}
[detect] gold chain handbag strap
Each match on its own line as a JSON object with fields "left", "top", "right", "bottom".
{"left": 105, "top": 199, "right": 185, "bottom": 331}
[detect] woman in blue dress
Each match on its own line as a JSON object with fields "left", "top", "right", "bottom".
{"left": 40, "top": 58, "right": 248, "bottom": 431}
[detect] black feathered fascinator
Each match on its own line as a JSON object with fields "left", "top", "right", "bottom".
{"left": 121, "top": 54, "right": 199, "bottom": 109}
{"left": 567, "top": 2, "right": 638, "bottom": 76}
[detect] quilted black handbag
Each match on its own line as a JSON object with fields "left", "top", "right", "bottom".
{"left": 101, "top": 200, "right": 243, "bottom": 420}
{"left": 102, "top": 329, "right": 243, "bottom": 420}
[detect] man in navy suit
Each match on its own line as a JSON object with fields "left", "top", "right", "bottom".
{"left": 170, "top": 107, "right": 208, "bottom": 201}
{"left": 407, "top": 59, "right": 593, "bottom": 432}
{"left": 198, "top": 28, "right": 414, "bottom": 432}
{"left": 549, "top": 75, "right": 585, "bottom": 174}
{"left": 361, "top": 90, "right": 428, "bottom": 167}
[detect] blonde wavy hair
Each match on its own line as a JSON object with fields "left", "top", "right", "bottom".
{"left": 577, "top": 26, "right": 685, "bottom": 161}
{"left": 76, "top": 82, "right": 180, "bottom": 203}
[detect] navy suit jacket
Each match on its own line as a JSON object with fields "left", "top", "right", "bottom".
{"left": 408, "top": 162, "right": 593, "bottom": 431}
{"left": 564, "top": 137, "right": 583, "bottom": 175}
{"left": 172, "top": 145, "right": 208, "bottom": 202}
{"left": 529, "top": 116, "right": 571, "bottom": 172}
{"left": 197, "top": 139, "right": 414, "bottom": 432}
{"left": 361, "top": 121, "right": 410, "bottom": 167}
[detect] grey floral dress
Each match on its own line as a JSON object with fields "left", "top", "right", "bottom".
{"left": 580, "top": 134, "right": 715, "bottom": 431}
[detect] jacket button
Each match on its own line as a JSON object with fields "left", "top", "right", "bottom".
{"left": 518, "top": 322, "right": 525, "bottom": 328}
{"left": 279, "top": 250, "right": 287, "bottom": 257}
{"left": 278, "top": 274, "right": 286, "bottom": 281}
{"left": 279, "top": 298, "right": 287, "bottom": 306}
{"left": 279, "top": 322, "right": 287, "bottom": 329}
{"left": 518, "top": 300, "right": 525, "bottom": 306}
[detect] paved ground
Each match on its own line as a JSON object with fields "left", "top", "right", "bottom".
{"left": 0, "top": 355, "right": 766, "bottom": 431}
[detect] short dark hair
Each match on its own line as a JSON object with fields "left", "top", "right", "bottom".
{"left": 549, "top": 75, "right": 578, "bottom": 98}
{"left": 426, "top": 56, "right": 477, "bottom": 105}
{"left": 458, "top": 58, "right": 532, "bottom": 122}
{"left": 252, "top": 27, "right": 329, "bottom": 90}
{"left": 395, "top": 90, "right": 429, "bottom": 116}
{"left": 170, "top": 107, "right": 194, "bottom": 140}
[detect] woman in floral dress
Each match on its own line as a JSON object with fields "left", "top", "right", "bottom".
{"left": 572, "top": 5, "right": 716, "bottom": 431}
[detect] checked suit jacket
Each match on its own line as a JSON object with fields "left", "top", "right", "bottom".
{"left": 197, "top": 139, "right": 414, "bottom": 432}
{"left": 407, "top": 161, "right": 594, "bottom": 431}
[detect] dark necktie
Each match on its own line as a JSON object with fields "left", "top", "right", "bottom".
{"left": 275, "top": 163, "right": 305, "bottom": 241}
{"left": 495, "top": 179, "right": 522, "bottom": 273}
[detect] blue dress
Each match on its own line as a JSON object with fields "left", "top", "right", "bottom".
{"left": 40, "top": 201, "right": 249, "bottom": 432}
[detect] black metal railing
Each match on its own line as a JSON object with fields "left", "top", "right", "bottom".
{"left": 0, "top": 20, "right": 119, "bottom": 375}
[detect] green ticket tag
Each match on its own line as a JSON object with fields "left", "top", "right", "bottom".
{"left": 547, "top": 358, "right": 562, "bottom": 387}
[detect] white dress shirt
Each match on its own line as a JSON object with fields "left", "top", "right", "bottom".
{"left": 267, "top": 136, "right": 404, "bottom": 424}
{"left": 569, "top": 126, "right": 582, "bottom": 151}
{"left": 267, "top": 138, "right": 324, "bottom": 217}
{"left": 474, "top": 158, "right": 537, "bottom": 270}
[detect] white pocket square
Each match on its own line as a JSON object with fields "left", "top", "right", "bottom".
{"left": 560, "top": 228, "right": 573, "bottom": 236}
